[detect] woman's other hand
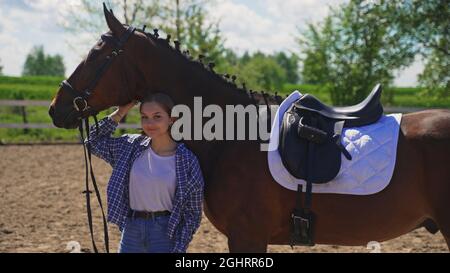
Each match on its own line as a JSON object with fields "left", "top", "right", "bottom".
{"left": 118, "top": 100, "right": 139, "bottom": 117}
{"left": 110, "top": 100, "right": 139, "bottom": 123}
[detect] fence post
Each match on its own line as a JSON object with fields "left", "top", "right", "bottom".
{"left": 20, "top": 105, "right": 29, "bottom": 134}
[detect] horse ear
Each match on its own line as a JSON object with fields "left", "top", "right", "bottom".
{"left": 103, "top": 2, "right": 124, "bottom": 36}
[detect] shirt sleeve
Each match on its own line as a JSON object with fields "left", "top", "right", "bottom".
{"left": 172, "top": 156, "right": 205, "bottom": 253}
{"left": 84, "top": 115, "right": 128, "bottom": 167}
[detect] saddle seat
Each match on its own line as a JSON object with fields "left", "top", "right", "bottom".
{"left": 293, "top": 84, "right": 383, "bottom": 127}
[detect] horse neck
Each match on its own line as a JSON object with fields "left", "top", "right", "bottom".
{"left": 141, "top": 48, "right": 251, "bottom": 106}
{"left": 136, "top": 44, "right": 253, "bottom": 178}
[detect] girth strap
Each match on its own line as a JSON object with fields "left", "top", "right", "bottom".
{"left": 290, "top": 117, "right": 317, "bottom": 247}
{"left": 304, "top": 116, "right": 317, "bottom": 212}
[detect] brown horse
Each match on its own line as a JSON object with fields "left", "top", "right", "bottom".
{"left": 49, "top": 7, "right": 450, "bottom": 252}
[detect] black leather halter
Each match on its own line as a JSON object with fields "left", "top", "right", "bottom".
{"left": 59, "top": 26, "right": 136, "bottom": 119}
{"left": 60, "top": 26, "right": 136, "bottom": 253}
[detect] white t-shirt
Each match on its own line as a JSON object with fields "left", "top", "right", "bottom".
{"left": 129, "top": 146, "right": 176, "bottom": 212}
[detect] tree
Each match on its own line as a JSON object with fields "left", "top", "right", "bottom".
{"left": 0, "top": 58, "right": 3, "bottom": 75}
{"left": 387, "top": 0, "right": 449, "bottom": 97}
{"left": 22, "top": 46, "right": 65, "bottom": 76}
{"left": 391, "top": 0, "right": 448, "bottom": 57}
{"left": 244, "top": 55, "right": 286, "bottom": 91}
{"left": 60, "top": 0, "right": 160, "bottom": 55}
{"left": 60, "top": 0, "right": 159, "bottom": 38}
{"left": 225, "top": 52, "right": 287, "bottom": 92}
{"left": 298, "top": 17, "right": 333, "bottom": 86}
{"left": 157, "top": 0, "right": 225, "bottom": 65}
{"left": 418, "top": 49, "right": 449, "bottom": 97}
{"left": 298, "top": 0, "right": 417, "bottom": 105}
{"left": 275, "top": 52, "right": 299, "bottom": 84}
{"left": 60, "top": 0, "right": 226, "bottom": 66}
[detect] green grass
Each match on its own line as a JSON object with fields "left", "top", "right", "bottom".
{"left": 281, "top": 84, "right": 450, "bottom": 108}
{"left": 0, "top": 84, "right": 59, "bottom": 100}
{"left": 0, "top": 76, "right": 63, "bottom": 100}
{"left": 0, "top": 76, "right": 449, "bottom": 143}
{"left": 0, "top": 75, "right": 64, "bottom": 85}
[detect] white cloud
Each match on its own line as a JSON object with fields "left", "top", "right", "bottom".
{"left": 264, "top": 0, "right": 344, "bottom": 23}
{"left": 0, "top": 0, "right": 96, "bottom": 75}
{"left": 208, "top": 1, "right": 289, "bottom": 54}
{"left": 208, "top": 0, "right": 345, "bottom": 55}
{"left": 0, "top": 8, "right": 39, "bottom": 75}
{"left": 0, "top": 0, "right": 422, "bottom": 86}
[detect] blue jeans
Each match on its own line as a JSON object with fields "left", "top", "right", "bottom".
{"left": 118, "top": 215, "right": 175, "bottom": 253}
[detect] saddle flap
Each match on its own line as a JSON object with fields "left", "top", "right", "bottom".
{"left": 279, "top": 105, "right": 342, "bottom": 184}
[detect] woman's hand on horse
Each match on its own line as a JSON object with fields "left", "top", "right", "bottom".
{"left": 118, "top": 100, "right": 139, "bottom": 116}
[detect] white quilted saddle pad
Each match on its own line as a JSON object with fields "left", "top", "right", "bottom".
{"left": 267, "top": 91, "right": 402, "bottom": 195}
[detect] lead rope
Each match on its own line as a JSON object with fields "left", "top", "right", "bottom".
{"left": 79, "top": 116, "right": 110, "bottom": 253}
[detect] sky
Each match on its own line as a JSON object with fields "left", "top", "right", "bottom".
{"left": 0, "top": 0, "right": 423, "bottom": 86}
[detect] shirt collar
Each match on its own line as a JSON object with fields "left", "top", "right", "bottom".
{"left": 139, "top": 136, "right": 185, "bottom": 152}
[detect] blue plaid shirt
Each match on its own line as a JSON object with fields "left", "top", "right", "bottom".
{"left": 85, "top": 116, "right": 204, "bottom": 253}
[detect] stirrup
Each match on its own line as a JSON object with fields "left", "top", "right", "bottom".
{"left": 290, "top": 209, "right": 315, "bottom": 247}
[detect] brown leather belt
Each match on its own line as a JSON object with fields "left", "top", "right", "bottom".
{"left": 127, "top": 210, "right": 171, "bottom": 220}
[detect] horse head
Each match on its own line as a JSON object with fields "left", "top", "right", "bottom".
{"left": 49, "top": 3, "right": 154, "bottom": 129}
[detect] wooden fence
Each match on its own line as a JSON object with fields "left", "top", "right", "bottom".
{"left": 0, "top": 100, "right": 140, "bottom": 129}
{"left": 0, "top": 99, "right": 434, "bottom": 129}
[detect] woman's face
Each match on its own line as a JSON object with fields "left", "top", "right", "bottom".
{"left": 140, "top": 102, "right": 173, "bottom": 138}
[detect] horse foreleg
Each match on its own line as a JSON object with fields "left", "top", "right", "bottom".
{"left": 441, "top": 232, "right": 450, "bottom": 251}
{"left": 431, "top": 194, "right": 450, "bottom": 251}
{"left": 435, "top": 216, "right": 450, "bottom": 251}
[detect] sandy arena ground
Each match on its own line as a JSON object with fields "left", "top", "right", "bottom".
{"left": 0, "top": 145, "right": 447, "bottom": 253}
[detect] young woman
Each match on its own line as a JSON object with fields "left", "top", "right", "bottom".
{"left": 86, "top": 93, "right": 204, "bottom": 253}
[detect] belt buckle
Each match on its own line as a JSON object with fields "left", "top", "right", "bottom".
{"left": 144, "top": 211, "right": 156, "bottom": 220}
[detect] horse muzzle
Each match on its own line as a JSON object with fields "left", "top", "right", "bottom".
{"left": 49, "top": 104, "right": 81, "bottom": 129}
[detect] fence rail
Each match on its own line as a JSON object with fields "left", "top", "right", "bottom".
{"left": 0, "top": 100, "right": 140, "bottom": 129}
{"left": 0, "top": 123, "right": 140, "bottom": 129}
{"left": 0, "top": 100, "right": 51, "bottom": 106}
{"left": 0, "top": 99, "right": 438, "bottom": 129}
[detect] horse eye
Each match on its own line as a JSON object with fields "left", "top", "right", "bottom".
{"left": 94, "top": 40, "right": 104, "bottom": 49}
